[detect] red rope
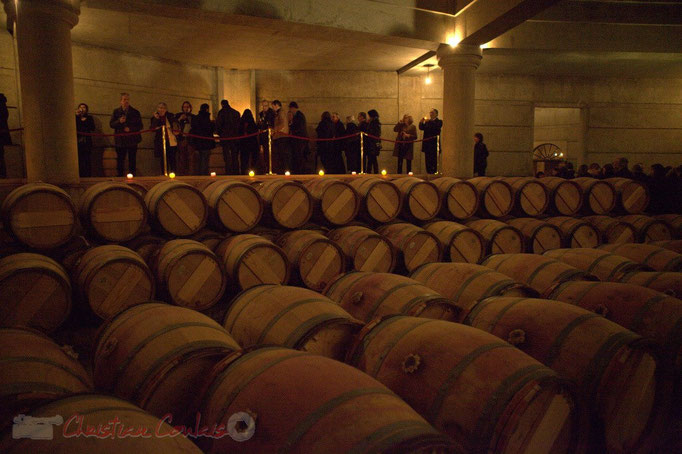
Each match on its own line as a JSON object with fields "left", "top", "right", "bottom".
{"left": 170, "top": 130, "right": 262, "bottom": 141}
{"left": 77, "top": 127, "right": 159, "bottom": 137}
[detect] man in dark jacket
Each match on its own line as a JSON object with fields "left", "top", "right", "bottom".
{"left": 215, "top": 99, "right": 241, "bottom": 174}
{"left": 345, "top": 116, "right": 360, "bottom": 173}
{"left": 365, "top": 109, "right": 382, "bottom": 174}
{"left": 75, "top": 103, "right": 96, "bottom": 177}
{"left": 191, "top": 104, "right": 216, "bottom": 175}
{"left": 473, "top": 132, "right": 489, "bottom": 176}
{"left": 109, "top": 93, "right": 143, "bottom": 176}
{"left": 288, "top": 102, "right": 308, "bottom": 174}
{"left": 0, "top": 93, "right": 12, "bottom": 178}
{"left": 419, "top": 108, "right": 442, "bottom": 174}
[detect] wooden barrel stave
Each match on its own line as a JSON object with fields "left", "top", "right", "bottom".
{"left": 545, "top": 216, "right": 601, "bottom": 249}
{"left": 203, "top": 179, "right": 264, "bottom": 232}
{"left": 503, "top": 177, "right": 550, "bottom": 216}
{"left": 254, "top": 179, "right": 313, "bottom": 229}
{"left": 276, "top": 230, "right": 345, "bottom": 291}
{"left": 544, "top": 248, "right": 649, "bottom": 282}
{"left": 376, "top": 223, "right": 443, "bottom": 273}
{"left": 348, "top": 176, "right": 402, "bottom": 224}
{"left": 605, "top": 178, "right": 650, "bottom": 214}
{"left": 304, "top": 178, "right": 361, "bottom": 225}
{"left": 327, "top": 226, "right": 396, "bottom": 273}
{"left": 145, "top": 180, "right": 208, "bottom": 237}
{"left": 583, "top": 215, "right": 637, "bottom": 245}
{"left": 79, "top": 182, "right": 147, "bottom": 242}
{"left": 469, "top": 177, "right": 514, "bottom": 218}
{"left": 538, "top": 177, "right": 583, "bottom": 216}
{"left": 423, "top": 220, "right": 485, "bottom": 264}
{"left": 216, "top": 234, "right": 290, "bottom": 291}
{"left": 466, "top": 219, "right": 525, "bottom": 255}
{"left": 599, "top": 243, "right": 682, "bottom": 272}
{"left": 654, "top": 214, "right": 681, "bottom": 239}
{"left": 392, "top": 177, "right": 442, "bottom": 222}
{"left": 431, "top": 176, "right": 479, "bottom": 220}
{"left": 507, "top": 217, "right": 563, "bottom": 253}
{"left": 619, "top": 271, "right": 682, "bottom": 298}
{"left": 619, "top": 215, "right": 673, "bottom": 243}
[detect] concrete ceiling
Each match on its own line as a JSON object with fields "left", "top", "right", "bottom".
{"left": 72, "top": 0, "right": 682, "bottom": 77}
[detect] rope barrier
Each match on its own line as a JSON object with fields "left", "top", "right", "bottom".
{"left": 282, "top": 132, "right": 361, "bottom": 142}
{"left": 77, "top": 127, "right": 160, "bottom": 137}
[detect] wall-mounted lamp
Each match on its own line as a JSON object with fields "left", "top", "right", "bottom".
{"left": 424, "top": 64, "right": 434, "bottom": 85}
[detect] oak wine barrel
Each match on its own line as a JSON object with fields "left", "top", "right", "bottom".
{"left": 466, "top": 219, "right": 525, "bottom": 255}
{"left": 619, "top": 215, "right": 673, "bottom": 243}
{"left": 650, "top": 239, "right": 682, "bottom": 254}
{"left": 482, "top": 253, "right": 598, "bottom": 297}
{"left": 197, "top": 347, "right": 458, "bottom": 454}
{"left": 276, "top": 230, "right": 345, "bottom": 291}
{"left": 583, "top": 215, "right": 637, "bottom": 245}
{"left": 599, "top": 243, "right": 682, "bottom": 272}
{"left": 375, "top": 223, "right": 442, "bottom": 273}
{"left": 431, "top": 176, "right": 479, "bottom": 220}
{"left": 347, "top": 316, "right": 580, "bottom": 454}
{"left": 507, "top": 217, "right": 563, "bottom": 253}
{"left": 123, "top": 233, "right": 165, "bottom": 264}
{"left": 93, "top": 303, "right": 240, "bottom": 426}
{"left": 46, "top": 235, "right": 92, "bottom": 272}
{"left": 0, "top": 253, "right": 71, "bottom": 333}
{"left": 188, "top": 228, "right": 226, "bottom": 252}
{"left": 654, "top": 214, "right": 682, "bottom": 239}
{"left": 469, "top": 177, "right": 514, "bottom": 218}
{"left": 73, "top": 245, "right": 154, "bottom": 319}
{"left": 327, "top": 225, "right": 396, "bottom": 273}
{"left": 0, "top": 327, "right": 93, "bottom": 429}
{"left": 254, "top": 179, "right": 313, "bottom": 229}
{"left": 0, "top": 394, "right": 204, "bottom": 453}
{"left": 144, "top": 180, "right": 208, "bottom": 236}
{"left": 539, "top": 177, "right": 583, "bottom": 216}
{"left": 423, "top": 220, "right": 485, "bottom": 263}
{"left": 544, "top": 248, "right": 648, "bottom": 282}
{"left": 348, "top": 176, "right": 402, "bottom": 223}
{"left": 101, "top": 148, "right": 118, "bottom": 177}
{"left": 410, "top": 262, "right": 539, "bottom": 316}
{"left": 1, "top": 183, "right": 77, "bottom": 249}
{"left": 503, "top": 177, "right": 550, "bottom": 216}
{"left": 323, "top": 271, "right": 459, "bottom": 322}
{"left": 545, "top": 216, "right": 601, "bottom": 249}
{"left": 573, "top": 177, "right": 616, "bottom": 215}
{"left": 619, "top": 271, "right": 682, "bottom": 298}
{"left": 215, "top": 234, "right": 290, "bottom": 291}
{"left": 203, "top": 179, "right": 263, "bottom": 232}
{"left": 392, "top": 176, "right": 441, "bottom": 222}
{"left": 464, "top": 297, "right": 662, "bottom": 454}
{"left": 79, "top": 182, "right": 147, "bottom": 242}
{"left": 605, "top": 177, "right": 649, "bottom": 214}
{"left": 223, "top": 284, "right": 363, "bottom": 360}
{"left": 304, "top": 178, "right": 361, "bottom": 225}
{"left": 154, "top": 239, "right": 226, "bottom": 311}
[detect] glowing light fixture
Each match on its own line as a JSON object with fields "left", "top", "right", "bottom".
{"left": 446, "top": 34, "right": 460, "bottom": 48}
{"left": 210, "top": 171, "right": 216, "bottom": 177}
{"left": 284, "top": 171, "right": 291, "bottom": 176}
{"left": 408, "top": 171, "right": 414, "bottom": 176}
{"left": 126, "top": 173, "right": 133, "bottom": 179}
{"left": 424, "top": 64, "right": 434, "bottom": 85}
{"left": 248, "top": 170, "right": 255, "bottom": 177}
{"left": 351, "top": 171, "right": 357, "bottom": 175}
{"left": 169, "top": 172, "right": 176, "bottom": 179}
{"left": 319, "top": 170, "right": 325, "bottom": 176}
{"left": 381, "top": 169, "right": 387, "bottom": 176}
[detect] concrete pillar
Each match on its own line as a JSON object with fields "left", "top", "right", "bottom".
{"left": 437, "top": 43, "right": 482, "bottom": 178}
{"left": 11, "top": 0, "right": 81, "bottom": 183}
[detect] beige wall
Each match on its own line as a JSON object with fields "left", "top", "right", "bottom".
{"left": 533, "top": 106, "right": 583, "bottom": 165}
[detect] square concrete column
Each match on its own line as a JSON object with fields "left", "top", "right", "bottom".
{"left": 437, "top": 44, "right": 482, "bottom": 178}
{"left": 7, "top": 0, "right": 81, "bottom": 183}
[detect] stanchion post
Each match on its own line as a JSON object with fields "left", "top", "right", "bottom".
{"left": 267, "top": 128, "right": 273, "bottom": 175}
{"left": 162, "top": 125, "right": 168, "bottom": 176}
{"left": 436, "top": 134, "right": 441, "bottom": 175}
{"left": 360, "top": 132, "right": 364, "bottom": 174}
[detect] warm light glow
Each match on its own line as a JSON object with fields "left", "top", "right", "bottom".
{"left": 446, "top": 34, "right": 460, "bottom": 47}
{"left": 284, "top": 171, "right": 291, "bottom": 176}
{"left": 351, "top": 171, "right": 357, "bottom": 175}
{"left": 169, "top": 172, "right": 176, "bottom": 179}
{"left": 210, "top": 172, "right": 216, "bottom": 177}
{"left": 425, "top": 75, "right": 432, "bottom": 85}
{"left": 480, "top": 41, "right": 492, "bottom": 50}
{"left": 319, "top": 170, "right": 325, "bottom": 176}
{"left": 126, "top": 173, "right": 133, "bottom": 179}
{"left": 408, "top": 171, "right": 414, "bottom": 176}
{"left": 248, "top": 170, "right": 255, "bottom": 177}
{"left": 381, "top": 169, "right": 387, "bottom": 176}
{"left": 559, "top": 152, "right": 564, "bottom": 157}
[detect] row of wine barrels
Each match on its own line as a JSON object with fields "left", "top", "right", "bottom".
{"left": 223, "top": 285, "right": 362, "bottom": 360}
{"left": 539, "top": 177, "right": 583, "bottom": 216}
{"left": 481, "top": 253, "right": 598, "bottom": 296}
{"left": 410, "top": 262, "right": 538, "bottom": 315}
{"left": 198, "top": 347, "right": 458, "bottom": 453}
{"left": 599, "top": 243, "right": 682, "bottom": 272}
{"left": 216, "top": 234, "right": 290, "bottom": 291}
{"left": 392, "top": 177, "right": 441, "bottom": 221}
{"left": 0, "top": 328, "right": 93, "bottom": 429}
{"left": 1, "top": 183, "right": 77, "bottom": 249}
{"left": 655, "top": 214, "right": 682, "bottom": 238}
{"left": 424, "top": 220, "right": 485, "bottom": 263}
{"left": 277, "top": 230, "right": 345, "bottom": 291}
{"left": 583, "top": 215, "right": 637, "bottom": 244}
{"left": 188, "top": 228, "right": 226, "bottom": 251}
{"left": 203, "top": 179, "right": 263, "bottom": 232}
{"left": 431, "top": 176, "right": 479, "bottom": 220}
{"left": 507, "top": 217, "right": 563, "bottom": 253}
{"left": 651, "top": 239, "right": 682, "bottom": 254}
{"left": 254, "top": 179, "right": 313, "bottom": 229}
{"left": 79, "top": 182, "right": 147, "bottom": 242}
{"left": 375, "top": 223, "right": 442, "bottom": 273}
{"left": 543, "top": 248, "right": 648, "bottom": 282}
{"left": 573, "top": 177, "right": 616, "bottom": 215}
{"left": 72, "top": 245, "right": 155, "bottom": 319}
{"left": 463, "top": 297, "right": 663, "bottom": 454}
{"left": 545, "top": 216, "right": 601, "bottom": 249}
{"left": 348, "top": 176, "right": 402, "bottom": 224}
{"left": 327, "top": 225, "right": 396, "bottom": 273}
{"left": 154, "top": 239, "right": 226, "bottom": 310}
{"left": 0, "top": 394, "right": 203, "bottom": 453}
{"left": 93, "top": 303, "right": 241, "bottom": 427}
{"left": 323, "top": 271, "right": 459, "bottom": 322}
{"left": 548, "top": 280, "right": 682, "bottom": 376}
{"left": 145, "top": 180, "right": 208, "bottom": 237}
{"left": 619, "top": 215, "right": 673, "bottom": 242}
{"left": 619, "top": 271, "right": 682, "bottom": 298}
{"left": 304, "top": 178, "right": 360, "bottom": 225}
{"left": 49, "top": 235, "right": 92, "bottom": 271}
{"left": 469, "top": 177, "right": 514, "bottom": 218}
{"left": 502, "top": 177, "right": 550, "bottom": 216}
{"left": 0, "top": 253, "right": 71, "bottom": 333}
{"left": 466, "top": 219, "right": 524, "bottom": 255}
{"left": 347, "top": 316, "right": 580, "bottom": 454}
{"left": 605, "top": 177, "right": 649, "bottom": 214}
{"left": 124, "top": 233, "right": 165, "bottom": 263}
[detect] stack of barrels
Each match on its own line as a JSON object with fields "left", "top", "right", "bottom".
{"left": 0, "top": 172, "right": 679, "bottom": 454}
